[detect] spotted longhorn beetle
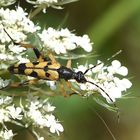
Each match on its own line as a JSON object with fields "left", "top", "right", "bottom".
{"left": 2, "top": 27, "right": 116, "bottom": 105}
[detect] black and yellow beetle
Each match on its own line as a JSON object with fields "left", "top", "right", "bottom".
{"left": 3, "top": 27, "right": 115, "bottom": 104}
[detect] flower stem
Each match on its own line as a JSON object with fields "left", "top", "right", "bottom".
{"left": 29, "top": 4, "right": 47, "bottom": 19}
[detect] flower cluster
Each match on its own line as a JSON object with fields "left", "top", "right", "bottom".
{"left": 23, "top": 94, "right": 64, "bottom": 136}
{"left": 0, "top": 96, "right": 19, "bottom": 140}
{"left": 0, "top": 6, "right": 92, "bottom": 64}
{"left": 0, "top": 94, "right": 63, "bottom": 140}
{"left": 0, "top": 6, "right": 40, "bottom": 65}
{"left": 74, "top": 60, "right": 132, "bottom": 103}
{"left": 26, "top": 0, "right": 59, "bottom": 7}
{"left": 0, "top": 78, "right": 10, "bottom": 89}
{"left": 39, "top": 27, "right": 92, "bottom": 54}
{"left": 0, "top": 7, "right": 40, "bottom": 43}
{"left": 26, "top": 0, "right": 78, "bottom": 11}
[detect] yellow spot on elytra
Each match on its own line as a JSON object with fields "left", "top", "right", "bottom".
{"left": 34, "top": 69, "right": 46, "bottom": 79}
{"left": 35, "top": 62, "right": 48, "bottom": 68}
{"left": 48, "top": 62, "right": 60, "bottom": 69}
{"left": 26, "top": 63, "right": 34, "bottom": 67}
{"left": 24, "top": 69, "right": 33, "bottom": 75}
{"left": 47, "top": 70, "right": 59, "bottom": 80}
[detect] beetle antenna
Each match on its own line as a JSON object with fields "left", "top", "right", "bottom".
{"left": 86, "top": 80, "right": 120, "bottom": 121}
{"left": 84, "top": 62, "right": 102, "bottom": 75}
{"left": 2, "top": 24, "right": 19, "bottom": 45}
{"left": 84, "top": 50, "right": 122, "bottom": 75}
{"left": 86, "top": 80, "right": 114, "bottom": 103}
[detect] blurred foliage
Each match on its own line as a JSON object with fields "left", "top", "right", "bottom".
{"left": 8, "top": 0, "right": 140, "bottom": 140}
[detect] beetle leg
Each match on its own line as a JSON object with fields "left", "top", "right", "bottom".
{"left": 66, "top": 81, "right": 81, "bottom": 96}
{"left": 20, "top": 43, "right": 49, "bottom": 62}
{"left": 17, "top": 79, "right": 38, "bottom": 87}
{"left": 66, "top": 59, "right": 72, "bottom": 69}
{"left": 24, "top": 79, "right": 39, "bottom": 85}
{"left": 17, "top": 43, "right": 50, "bottom": 62}
{"left": 60, "top": 83, "right": 68, "bottom": 97}
{"left": 1, "top": 79, "right": 39, "bottom": 89}
{"left": 19, "top": 44, "right": 42, "bottom": 59}
{"left": 48, "top": 52, "right": 57, "bottom": 63}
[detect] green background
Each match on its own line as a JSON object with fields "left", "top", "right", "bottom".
{"left": 10, "top": 0, "right": 140, "bottom": 140}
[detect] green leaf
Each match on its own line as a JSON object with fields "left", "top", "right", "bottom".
{"left": 55, "top": 52, "right": 98, "bottom": 60}
{"left": 93, "top": 97, "right": 118, "bottom": 113}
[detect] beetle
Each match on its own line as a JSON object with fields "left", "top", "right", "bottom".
{"left": 2, "top": 27, "right": 115, "bottom": 104}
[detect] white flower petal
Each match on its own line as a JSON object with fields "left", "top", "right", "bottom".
{"left": 0, "top": 130, "right": 14, "bottom": 140}
{"left": 117, "top": 66, "right": 128, "bottom": 76}
{"left": 39, "top": 28, "right": 92, "bottom": 54}
{"left": 50, "top": 126, "right": 56, "bottom": 133}
{"left": 121, "top": 78, "right": 132, "bottom": 89}
{"left": 112, "top": 60, "right": 121, "bottom": 69}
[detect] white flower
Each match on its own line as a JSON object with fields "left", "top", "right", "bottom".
{"left": 27, "top": 108, "right": 46, "bottom": 127}
{"left": 38, "top": 137, "right": 44, "bottom": 140}
{"left": 0, "top": 130, "right": 14, "bottom": 140}
{"left": 91, "top": 61, "right": 104, "bottom": 73}
{"left": 75, "top": 64, "right": 92, "bottom": 75}
{"left": 101, "top": 85, "right": 121, "bottom": 103}
{"left": 0, "top": 78, "right": 10, "bottom": 89}
{"left": 0, "top": 6, "right": 40, "bottom": 64}
{"left": 73, "top": 60, "right": 132, "bottom": 103}
{"left": 79, "top": 77, "right": 96, "bottom": 91}
{"left": 26, "top": 0, "right": 78, "bottom": 11}
{"left": 45, "top": 114, "right": 64, "bottom": 135}
{"left": 24, "top": 95, "right": 64, "bottom": 135}
{"left": 0, "top": 63, "right": 8, "bottom": 69}
{"left": 114, "top": 77, "right": 132, "bottom": 92}
{"left": 38, "top": 27, "right": 92, "bottom": 54}
{"left": 25, "top": 97, "right": 47, "bottom": 127}
{"left": 8, "top": 44, "right": 26, "bottom": 54}
{"left": 0, "top": 96, "right": 13, "bottom": 106}
{"left": 107, "top": 60, "right": 128, "bottom": 76}
{"left": 6, "top": 105, "right": 23, "bottom": 120}
{"left": 45, "top": 81, "right": 56, "bottom": 90}
{"left": 16, "top": 55, "right": 30, "bottom": 63}
{"left": 0, "top": 45, "right": 6, "bottom": 53}
{"left": 43, "top": 103, "right": 56, "bottom": 112}
{"left": 26, "top": 0, "right": 58, "bottom": 6}
{"left": 0, "top": 53, "right": 15, "bottom": 61}
{"left": 27, "top": 94, "right": 42, "bottom": 108}
{"left": 71, "top": 35, "right": 93, "bottom": 52}
{"left": 0, "top": 108, "right": 10, "bottom": 123}
{"left": 0, "top": 7, "right": 40, "bottom": 43}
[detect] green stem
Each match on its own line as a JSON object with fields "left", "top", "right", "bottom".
{"left": 15, "top": 120, "right": 37, "bottom": 140}
{"left": 29, "top": 4, "right": 47, "bottom": 19}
